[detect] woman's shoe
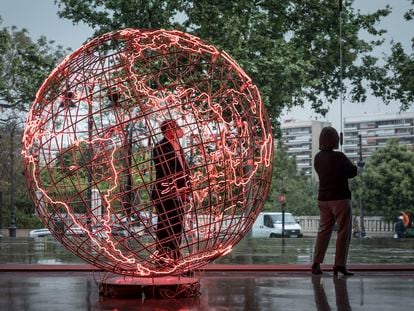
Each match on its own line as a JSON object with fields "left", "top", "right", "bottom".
{"left": 311, "top": 263, "right": 323, "bottom": 275}
{"left": 333, "top": 265, "right": 354, "bottom": 276}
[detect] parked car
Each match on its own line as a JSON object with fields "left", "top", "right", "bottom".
{"left": 29, "top": 228, "right": 52, "bottom": 238}
{"left": 251, "top": 212, "right": 303, "bottom": 238}
{"left": 92, "top": 223, "right": 130, "bottom": 239}
{"left": 29, "top": 225, "right": 87, "bottom": 238}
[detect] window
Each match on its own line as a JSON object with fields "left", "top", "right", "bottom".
{"left": 264, "top": 215, "right": 274, "bottom": 228}
{"left": 269, "top": 214, "right": 297, "bottom": 224}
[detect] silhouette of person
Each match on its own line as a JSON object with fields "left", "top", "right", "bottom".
{"left": 312, "top": 275, "right": 352, "bottom": 311}
{"left": 312, "top": 127, "right": 357, "bottom": 276}
{"left": 151, "top": 119, "right": 189, "bottom": 262}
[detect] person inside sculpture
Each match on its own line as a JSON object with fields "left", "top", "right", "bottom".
{"left": 311, "top": 127, "right": 357, "bottom": 276}
{"left": 151, "top": 119, "right": 190, "bottom": 263}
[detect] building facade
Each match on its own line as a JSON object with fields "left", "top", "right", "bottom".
{"left": 343, "top": 112, "right": 414, "bottom": 163}
{"left": 281, "top": 120, "right": 331, "bottom": 179}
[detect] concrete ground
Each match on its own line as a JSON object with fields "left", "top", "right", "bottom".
{"left": 0, "top": 267, "right": 413, "bottom": 310}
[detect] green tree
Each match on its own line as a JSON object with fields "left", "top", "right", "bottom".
{"left": 0, "top": 124, "right": 18, "bottom": 227}
{"left": 0, "top": 123, "right": 36, "bottom": 228}
{"left": 0, "top": 19, "right": 70, "bottom": 228}
{"left": 356, "top": 140, "right": 414, "bottom": 221}
{"left": 265, "top": 141, "right": 318, "bottom": 215}
{"left": 55, "top": 0, "right": 395, "bottom": 127}
{"left": 380, "top": 0, "right": 414, "bottom": 110}
{"left": 0, "top": 19, "right": 70, "bottom": 113}
{"left": 55, "top": 0, "right": 184, "bottom": 34}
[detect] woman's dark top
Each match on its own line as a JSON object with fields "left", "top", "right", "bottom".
{"left": 395, "top": 219, "right": 406, "bottom": 233}
{"left": 314, "top": 150, "right": 357, "bottom": 201}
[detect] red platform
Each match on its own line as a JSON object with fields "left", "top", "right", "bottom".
{"left": 98, "top": 275, "right": 200, "bottom": 298}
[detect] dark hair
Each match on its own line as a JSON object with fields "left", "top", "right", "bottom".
{"left": 160, "top": 119, "right": 177, "bottom": 135}
{"left": 319, "top": 126, "right": 339, "bottom": 151}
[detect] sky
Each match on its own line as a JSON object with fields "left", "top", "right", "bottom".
{"left": 1, "top": 0, "right": 413, "bottom": 130}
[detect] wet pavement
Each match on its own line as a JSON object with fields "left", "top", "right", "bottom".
{"left": 1, "top": 236, "right": 414, "bottom": 310}
{"left": 0, "top": 270, "right": 413, "bottom": 310}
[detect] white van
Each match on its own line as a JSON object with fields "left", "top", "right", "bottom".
{"left": 251, "top": 212, "right": 303, "bottom": 238}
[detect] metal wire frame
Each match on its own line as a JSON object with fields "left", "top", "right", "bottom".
{"left": 22, "top": 29, "right": 273, "bottom": 277}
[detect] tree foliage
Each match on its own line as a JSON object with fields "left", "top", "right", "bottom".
{"left": 353, "top": 140, "right": 414, "bottom": 221}
{"left": 0, "top": 18, "right": 70, "bottom": 227}
{"left": 0, "top": 18, "right": 70, "bottom": 115}
{"left": 0, "top": 124, "right": 33, "bottom": 228}
{"left": 380, "top": 1, "right": 414, "bottom": 110}
{"left": 55, "top": 0, "right": 396, "bottom": 128}
{"left": 265, "top": 141, "right": 318, "bottom": 216}
{"left": 55, "top": 0, "right": 184, "bottom": 33}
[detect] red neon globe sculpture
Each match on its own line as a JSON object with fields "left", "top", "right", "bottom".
{"left": 22, "top": 29, "right": 273, "bottom": 276}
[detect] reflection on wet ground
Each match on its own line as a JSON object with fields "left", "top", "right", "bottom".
{"left": 1, "top": 236, "right": 414, "bottom": 310}
{"left": 0, "top": 271, "right": 413, "bottom": 310}
{"left": 1, "top": 236, "right": 413, "bottom": 264}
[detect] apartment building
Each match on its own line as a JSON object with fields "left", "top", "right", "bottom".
{"left": 343, "top": 112, "right": 414, "bottom": 163}
{"left": 281, "top": 120, "right": 331, "bottom": 179}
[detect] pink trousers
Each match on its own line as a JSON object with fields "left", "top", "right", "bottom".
{"left": 313, "top": 199, "right": 352, "bottom": 266}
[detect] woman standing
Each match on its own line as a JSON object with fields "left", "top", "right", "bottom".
{"left": 312, "top": 127, "right": 357, "bottom": 276}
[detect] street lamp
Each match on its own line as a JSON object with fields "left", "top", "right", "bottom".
{"left": 278, "top": 177, "right": 287, "bottom": 238}
{"left": 8, "top": 121, "right": 19, "bottom": 237}
{"left": 357, "top": 134, "right": 366, "bottom": 238}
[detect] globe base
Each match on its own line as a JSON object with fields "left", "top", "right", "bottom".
{"left": 98, "top": 275, "right": 200, "bottom": 299}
